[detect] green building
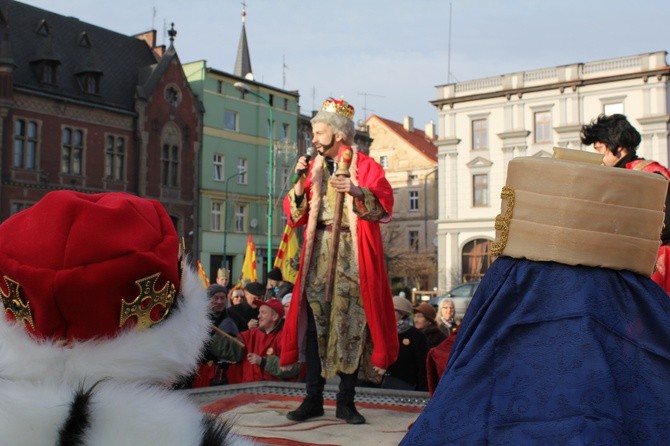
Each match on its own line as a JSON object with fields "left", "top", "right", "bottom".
{"left": 183, "top": 9, "right": 299, "bottom": 284}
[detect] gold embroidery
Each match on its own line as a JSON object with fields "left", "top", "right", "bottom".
{"left": 491, "top": 186, "right": 515, "bottom": 257}
{"left": 0, "top": 276, "right": 35, "bottom": 330}
{"left": 120, "top": 273, "right": 175, "bottom": 330}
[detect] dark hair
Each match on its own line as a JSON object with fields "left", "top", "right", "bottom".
{"left": 580, "top": 114, "right": 641, "bottom": 155}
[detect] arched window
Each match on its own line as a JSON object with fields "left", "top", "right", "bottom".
{"left": 461, "top": 239, "right": 493, "bottom": 282}
{"left": 160, "top": 123, "right": 181, "bottom": 187}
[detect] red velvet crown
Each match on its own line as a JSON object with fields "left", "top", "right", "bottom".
{"left": 321, "top": 97, "right": 355, "bottom": 120}
{"left": 0, "top": 191, "right": 180, "bottom": 341}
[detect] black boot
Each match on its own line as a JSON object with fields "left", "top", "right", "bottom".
{"left": 335, "top": 402, "right": 366, "bottom": 424}
{"left": 286, "top": 396, "right": 324, "bottom": 421}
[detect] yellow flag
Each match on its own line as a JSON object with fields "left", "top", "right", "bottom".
{"left": 241, "top": 234, "right": 257, "bottom": 282}
{"left": 196, "top": 260, "right": 210, "bottom": 289}
{"left": 273, "top": 224, "right": 299, "bottom": 284}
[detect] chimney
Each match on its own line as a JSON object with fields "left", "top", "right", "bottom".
{"left": 403, "top": 116, "right": 414, "bottom": 132}
{"left": 425, "top": 120, "right": 435, "bottom": 140}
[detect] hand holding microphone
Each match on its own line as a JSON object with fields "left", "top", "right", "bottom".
{"left": 291, "top": 146, "right": 315, "bottom": 184}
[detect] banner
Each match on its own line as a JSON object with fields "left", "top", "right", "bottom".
{"left": 196, "top": 260, "right": 210, "bottom": 288}
{"left": 273, "top": 224, "right": 299, "bottom": 284}
{"left": 240, "top": 234, "right": 257, "bottom": 282}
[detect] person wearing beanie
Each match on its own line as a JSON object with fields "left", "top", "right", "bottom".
{"left": 380, "top": 296, "right": 428, "bottom": 391}
{"left": 281, "top": 293, "right": 293, "bottom": 316}
{"left": 210, "top": 298, "right": 301, "bottom": 385}
{"left": 282, "top": 97, "right": 397, "bottom": 425}
{"left": 0, "top": 190, "right": 253, "bottom": 445}
{"left": 413, "top": 302, "right": 446, "bottom": 348}
{"left": 264, "top": 266, "right": 284, "bottom": 300}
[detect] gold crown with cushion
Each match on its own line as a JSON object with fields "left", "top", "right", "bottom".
{"left": 321, "top": 97, "right": 355, "bottom": 120}
{"left": 492, "top": 152, "right": 667, "bottom": 276}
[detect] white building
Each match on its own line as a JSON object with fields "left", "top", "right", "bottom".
{"left": 432, "top": 51, "right": 670, "bottom": 291}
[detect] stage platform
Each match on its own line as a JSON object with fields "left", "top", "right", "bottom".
{"left": 188, "top": 381, "right": 429, "bottom": 445}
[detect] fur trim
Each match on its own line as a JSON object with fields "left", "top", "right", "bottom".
{"left": 0, "top": 266, "right": 210, "bottom": 385}
{"left": 0, "top": 380, "right": 255, "bottom": 446}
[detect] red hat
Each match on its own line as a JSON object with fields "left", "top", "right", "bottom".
{"left": 253, "top": 298, "right": 284, "bottom": 318}
{"left": 0, "top": 190, "right": 180, "bottom": 342}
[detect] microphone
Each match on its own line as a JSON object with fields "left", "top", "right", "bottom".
{"left": 291, "top": 146, "right": 315, "bottom": 184}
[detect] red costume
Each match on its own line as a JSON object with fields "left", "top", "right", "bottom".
{"left": 628, "top": 159, "right": 670, "bottom": 293}
{"left": 226, "top": 326, "right": 286, "bottom": 384}
{"left": 279, "top": 149, "right": 398, "bottom": 370}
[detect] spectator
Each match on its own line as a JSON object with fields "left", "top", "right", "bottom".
{"left": 210, "top": 299, "right": 301, "bottom": 384}
{"left": 382, "top": 296, "right": 429, "bottom": 391}
{"left": 227, "top": 281, "right": 264, "bottom": 332}
{"left": 281, "top": 293, "right": 292, "bottom": 317}
{"left": 228, "top": 287, "right": 245, "bottom": 308}
{"left": 435, "top": 298, "right": 459, "bottom": 337}
{"left": 581, "top": 113, "right": 670, "bottom": 293}
{"left": 187, "top": 284, "right": 240, "bottom": 388}
{"left": 413, "top": 303, "right": 446, "bottom": 348}
{"left": 264, "top": 266, "right": 284, "bottom": 300}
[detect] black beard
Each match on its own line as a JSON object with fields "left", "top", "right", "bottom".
{"left": 317, "top": 135, "right": 335, "bottom": 155}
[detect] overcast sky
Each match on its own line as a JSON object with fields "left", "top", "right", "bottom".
{"left": 18, "top": 0, "right": 670, "bottom": 129}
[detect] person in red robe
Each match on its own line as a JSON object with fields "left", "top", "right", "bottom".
{"left": 210, "top": 298, "right": 301, "bottom": 384}
{"left": 280, "top": 97, "right": 397, "bottom": 425}
{"left": 581, "top": 113, "right": 670, "bottom": 293}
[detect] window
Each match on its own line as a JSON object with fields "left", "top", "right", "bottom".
{"left": 211, "top": 202, "right": 222, "bottom": 231}
{"left": 234, "top": 204, "right": 246, "bottom": 232}
{"left": 379, "top": 155, "right": 388, "bottom": 168}
{"left": 161, "top": 144, "right": 179, "bottom": 187}
{"left": 473, "top": 174, "right": 489, "bottom": 206}
{"left": 409, "top": 230, "right": 419, "bottom": 252}
{"left": 534, "top": 111, "right": 552, "bottom": 143}
{"left": 13, "top": 119, "right": 38, "bottom": 169}
{"left": 282, "top": 123, "right": 290, "bottom": 140}
{"left": 409, "top": 190, "right": 419, "bottom": 212}
{"left": 61, "top": 127, "right": 84, "bottom": 175}
{"left": 10, "top": 202, "right": 31, "bottom": 215}
{"left": 604, "top": 102, "right": 624, "bottom": 115}
{"left": 224, "top": 110, "right": 237, "bottom": 131}
{"left": 462, "top": 239, "right": 493, "bottom": 282}
{"left": 216, "top": 80, "right": 223, "bottom": 94}
{"left": 283, "top": 98, "right": 289, "bottom": 110}
{"left": 213, "top": 154, "right": 224, "bottom": 181}
{"left": 472, "top": 119, "right": 488, "bottom": 150}
{"left": 280, "top": 166, "right": 290, "bottom": 188}
{"left": 237, "top": 158, "right": 248, "bottom": 184}
{"left": 104, "top": 135, "right": 125, "bottom": 180}
{"left": 77, "top": 73, "right": 100, "bottom": 94}
{"left": 34, "top": 61, "right": 58, "bottom": 85}
{"left": 267, "top": 119, "right": 273, "bottom": 139}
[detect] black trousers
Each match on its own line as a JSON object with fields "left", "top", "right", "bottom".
{"left": 304, "top": 305, "right": 357, "bottom": 404}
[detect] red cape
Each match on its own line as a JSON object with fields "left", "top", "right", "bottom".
{"left": 279, "top": 150, "right": 398, "bottom": 369}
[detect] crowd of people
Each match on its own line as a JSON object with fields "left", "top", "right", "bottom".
{"left": 3, "top": 104, "right": 669, "bottom": 445}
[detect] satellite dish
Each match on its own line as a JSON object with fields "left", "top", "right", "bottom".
{"left": 357, "top": 119, "right": 365, "bottom": 128}
{"left": 250, "top": 218, "right": 258, "bottom": 228}
{"left": 244, "top": 72, "right": 255, "bottom": 81}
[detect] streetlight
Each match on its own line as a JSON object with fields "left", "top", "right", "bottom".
{"left": 222, "top": 170, "right": 246, "bottom": 272}
{"left": 233, "top": 81, "right": 274, "bottom": 273}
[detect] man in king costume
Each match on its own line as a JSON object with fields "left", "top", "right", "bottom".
{"left": 280, "top": 98, "right": 398, "bottom": 424}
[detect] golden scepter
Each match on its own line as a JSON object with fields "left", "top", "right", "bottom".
{"left": 325, "top": 146, "right": 353, "bottom": 302}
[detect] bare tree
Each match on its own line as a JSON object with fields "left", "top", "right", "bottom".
{"left": 382, "top": 225, "right": 436, "bottom": 290}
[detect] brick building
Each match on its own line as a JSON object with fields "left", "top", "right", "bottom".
{"left": 0, "top": 0, "right": 203, "bottom": 251}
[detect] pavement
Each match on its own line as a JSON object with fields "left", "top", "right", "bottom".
{"left": 187, "top": 381, "right": 429, "bottom": 445}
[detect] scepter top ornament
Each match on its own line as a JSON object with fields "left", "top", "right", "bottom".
{"left": 321, "top": 97, "right": 355, "bottom": 120}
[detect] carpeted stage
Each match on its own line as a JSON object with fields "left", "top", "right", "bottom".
{"left": 188, "top": 381, "right": 429, "bottom": 445}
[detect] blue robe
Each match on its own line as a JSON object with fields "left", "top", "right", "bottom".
{"left": 401, "top": 257, "right": 670, "bottom": 445}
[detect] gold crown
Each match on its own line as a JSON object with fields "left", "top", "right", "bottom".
{"left": 321, "top": 97, "right": 355, "bottom": 120}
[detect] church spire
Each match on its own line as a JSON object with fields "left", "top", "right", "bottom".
{"left": 233, "top": 1, "right": 253, "bottom": 80}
